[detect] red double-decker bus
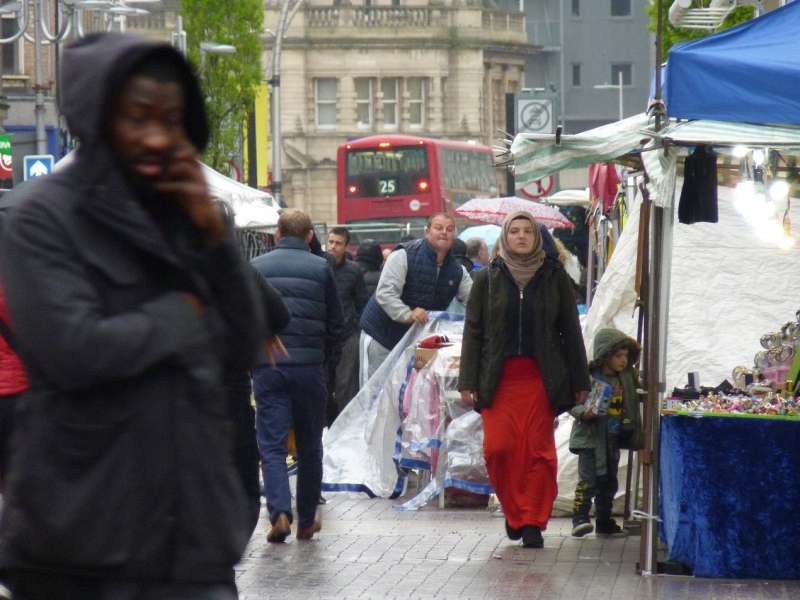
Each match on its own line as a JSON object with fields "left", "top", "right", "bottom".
{"left": 336, "top": 134, "right": 499, "bottom": 244}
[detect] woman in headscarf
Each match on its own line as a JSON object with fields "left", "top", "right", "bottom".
{"left": 459, "top": 212, "right": 590, "bottom": 548}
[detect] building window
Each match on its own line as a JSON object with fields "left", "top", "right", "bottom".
{"left": 610, "top": 63, "right": 633, "bottom": 86}
{"left": 571, "top": 0, "right": 580, "bottom": 17}
{"left": 381, "top": 78, "right": 399, "bottom": 128}
{"left": 1, "top": 18, "right": 19, "bottom": 74}
{"left": 571, "top": 63, "right": 581, "bottom": 87}
{"left": 611, "top": 0, "right": 631, "bottom": 17}
{"left": 407, "top": 78, "right": 426, "bottom": 127}
{"left": 355, "top": 78, "right": 373, "bottom": 128}
{"left": 315, "top": 78, "right": 338, "bottom": 128}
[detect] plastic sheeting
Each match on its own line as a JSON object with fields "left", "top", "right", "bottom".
{"left": 322, "top": 314, "right": 468, "bottom": 499}
{"left": 583, "top": 185, "right": 800, "bottom": 394}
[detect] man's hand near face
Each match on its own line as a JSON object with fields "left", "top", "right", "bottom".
{"left": 154, "top": 141, "right": 226, "bottom": 245}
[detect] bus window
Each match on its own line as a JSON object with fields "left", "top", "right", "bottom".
{"left": 345, "top": 147, "right": 430, "bottom": 198}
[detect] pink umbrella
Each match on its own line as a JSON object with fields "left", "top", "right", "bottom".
{"left": 456, "top": 196, "right": 574, "bottom": 229}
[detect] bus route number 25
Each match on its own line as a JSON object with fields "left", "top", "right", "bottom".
{"left": 379, "top": 178, "right": 398, "bottom": 195}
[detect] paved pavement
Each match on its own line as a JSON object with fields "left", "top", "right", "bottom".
{"left": 235, "top": 492, "right": 800, "bottom": 600}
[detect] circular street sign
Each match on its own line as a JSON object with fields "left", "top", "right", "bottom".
{"left": 520, "top": 101, "right": 552, "bottom": 132}
{"left": 519, "top": 176, "right": 555, "bottom": 200}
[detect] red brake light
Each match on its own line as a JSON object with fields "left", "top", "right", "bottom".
{"left": 348, "top": 185, "right": 358, "bottom": 194}
{"left": 418, "top": 180, "right": 429, "bottom": 192}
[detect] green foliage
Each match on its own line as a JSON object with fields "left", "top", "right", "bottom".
{"left": 647, "top": 1, "right": 755, "bottom": 56}
{"left": 182, "top": 0, "right": 263, "bottom": 172}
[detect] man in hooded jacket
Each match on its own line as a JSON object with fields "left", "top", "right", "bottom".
{"left": 0, "top": 33, "right": 265, "bottom": 599}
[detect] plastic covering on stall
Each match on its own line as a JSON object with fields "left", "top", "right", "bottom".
{"left": 322, "top": 313, "right": 467, "bottom": 499}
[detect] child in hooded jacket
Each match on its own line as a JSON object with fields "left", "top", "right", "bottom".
{"left": 569, "top": 328, "right": 643, "bottom": 537}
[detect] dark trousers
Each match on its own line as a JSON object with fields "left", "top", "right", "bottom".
{"left": 326, "top": 332, "right": 360, "bottom": 426}
{"left": 0, "top": 394, "right": 20, "bottom": 491}
{"left": 253, "top": 364, "right": 325, "bottom": 530}
{"left": 226, "top": 375, "right": 261, "bottom": 538}
{"left": 4, "top": 570, "right": 237, "bottom": 600}
{"left": 573, "top": 444, "right": 620, "bottom": 524}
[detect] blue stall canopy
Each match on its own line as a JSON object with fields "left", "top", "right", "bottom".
{"left": 666, "top": 2, "right": 800, "bottom": 126}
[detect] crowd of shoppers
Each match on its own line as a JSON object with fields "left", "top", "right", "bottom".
{"left": 0, "top": 30, "right": 641, "bottom": 600}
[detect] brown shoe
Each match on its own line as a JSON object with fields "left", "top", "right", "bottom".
{"left": 267, "top": 513, "right": 291, "bottom": 543}
{"left": 296, "top": 511, "right": 322, "bottom": 541}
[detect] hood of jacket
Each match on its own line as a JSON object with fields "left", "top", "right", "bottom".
{"left": 356, "top": 240, "right": 382, "bottom": 270}
{"left": 60, "top": 32, "right": 208, "bottom": 151}
{"left": 590, "top": 328, "right": 641, "bottom": 370}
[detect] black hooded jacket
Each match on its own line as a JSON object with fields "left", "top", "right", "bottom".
{"left": 356, "top": 240, "right": 383, "bottom": 297}
{"left": 0, "top": 33, "right": 265, "bottom": 583}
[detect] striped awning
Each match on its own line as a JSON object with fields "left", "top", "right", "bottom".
{"left": 511, "top": 115, "right": 800, "bottom": 188}
{"left": 654, "top": 119, "right": 800, "bottom": 149}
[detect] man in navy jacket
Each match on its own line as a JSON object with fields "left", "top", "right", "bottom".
{"left": 251, "top": 210, "right": 344, "bottom": 542}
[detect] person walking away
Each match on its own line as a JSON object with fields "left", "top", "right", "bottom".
{"left": 0, "top": 33, "right": 265, "bottom": 599}
{"left": 251, "top": 210, "right": 344, "bottom": 543}
{"left": 459, "top": 211, "right": 590, "bottom": 549}
{"left": 360, "top": 213, "right": 472, "bottom": 379}
{"left": 355, "top": 239, "right": 383, "bottom": 297}
{"left": 326, "top": 227, "right": 368, "bottom": 423}
{"left": 569, "top": 328, "right": 642, "bottom": 537}
{"left": 465, "top": 237, "right": 490, "bottom": 271}
{"left": 227, "top": 272, "right": 291, "bottom": 537}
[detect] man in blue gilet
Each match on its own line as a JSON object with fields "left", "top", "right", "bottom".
{"left": 360, "top": 213, "right": 472, "bottom": 379}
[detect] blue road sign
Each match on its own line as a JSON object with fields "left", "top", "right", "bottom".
{"left": 23, "top": 154, "right": 55, "bottom": 181}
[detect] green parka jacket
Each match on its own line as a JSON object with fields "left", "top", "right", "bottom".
{"left": 569, "top": 328, "right": 644, "bottom": 459}
{"left": 458, "top": 256, "right": 590, "bottom": 414}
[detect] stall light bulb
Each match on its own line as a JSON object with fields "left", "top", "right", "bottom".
{"left": 732, "top": 145, "right": 750, "bottom": 159}
{"left": 769, "top": 180, "right": 790, "bottom": 202}
{"left": 752, "top": 149, "right": 766, "bottom": 167}
{"left": 778, "top": 235, "right": 795, "bottom": 251}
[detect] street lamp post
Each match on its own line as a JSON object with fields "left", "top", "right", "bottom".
{"left": 593, "top": 69, "right": 625, "bottom": 121}
{"left": 199, "top": 41, "right": 236, "bottom": 70}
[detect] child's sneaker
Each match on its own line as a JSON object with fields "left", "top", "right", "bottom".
{"left": 571, "top": 519, "right": 594, "bottom": 538}
{"left": 595, "top": 519, "right": 626, "bottom": 537}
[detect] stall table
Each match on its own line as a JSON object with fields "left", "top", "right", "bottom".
{"left": 660, "top": 414, "right": 800, "bottom": 578}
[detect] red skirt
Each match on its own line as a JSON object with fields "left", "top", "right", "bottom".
{"left": 481, "top": 357, "right": 556, "bottom": 530}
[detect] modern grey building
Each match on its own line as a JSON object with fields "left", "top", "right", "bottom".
{"left": 511, "top": 0, "right": 653, "bottom": 133}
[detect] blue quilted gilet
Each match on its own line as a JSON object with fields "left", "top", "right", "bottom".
{"left": 360, "top": 238, "right": 462, "bottom": 350}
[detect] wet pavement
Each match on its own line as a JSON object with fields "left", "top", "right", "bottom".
{"left": 235, "top": 492, "right": 800, "bottom": 599}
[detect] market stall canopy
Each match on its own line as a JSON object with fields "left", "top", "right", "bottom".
{"left": 199, "top": 163, "right": 279, "bottom": 230}
{"left": 511, "top": 115, "right": 800, "bottom": 194}
{"left": 511, "top": 114, "right": 652, "bottom": 189}
{"left": 54, "top": 151, "right": 279, "bottom": 230}
{"left": 456, "top": 196, "right": 574, "bottom": 229}
{"left": 665, "top": 2, "right": 800, "bottom": 126}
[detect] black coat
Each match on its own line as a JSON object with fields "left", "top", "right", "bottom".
{"left": 0, "top": 34, "right": 265, "bottom": 583}
{"left": 331, "top": 257, "right": 368, "bottom": 338}
{"left": 459, "top": 257, "right": 590, "bottom": 414}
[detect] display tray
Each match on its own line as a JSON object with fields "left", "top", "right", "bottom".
{"left": 661, "top": 409, "right": 800, "bottom": 421}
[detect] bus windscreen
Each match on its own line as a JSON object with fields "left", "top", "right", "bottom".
{"left": 439, "top": 148, "right": 497, "bottom": 203}
{"left": 346, "top": 147, "right": 429, "bottom": 198}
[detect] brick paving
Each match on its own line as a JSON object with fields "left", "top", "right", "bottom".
{"left": 235, "top": 492, "right": 800, "bottom": 600}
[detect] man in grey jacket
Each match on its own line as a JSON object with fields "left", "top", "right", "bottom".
{"left": 0, "top": 33, "right": 264, "bottom": 599}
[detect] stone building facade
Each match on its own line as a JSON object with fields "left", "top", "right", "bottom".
{"left": 265, "top": 0, "right": 538, "bottom": 224}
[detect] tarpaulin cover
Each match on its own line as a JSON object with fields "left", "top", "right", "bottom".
{"left": 665, "top": 2, "right": 800, "bottom": 126}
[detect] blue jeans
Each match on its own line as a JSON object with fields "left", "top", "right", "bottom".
{"left": 253, "top": 364, "right": 326, "bottom": 530}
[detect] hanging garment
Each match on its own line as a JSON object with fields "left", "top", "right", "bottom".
{"left": 678, "top": 146, "right": 718, "bottom": 224}
{"left": 589, "top": 163, "right": 620, "bottom": 213}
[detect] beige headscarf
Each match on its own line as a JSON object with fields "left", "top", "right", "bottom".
{"left": 498, "top": 211, "right": 545, "bottom": 289}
